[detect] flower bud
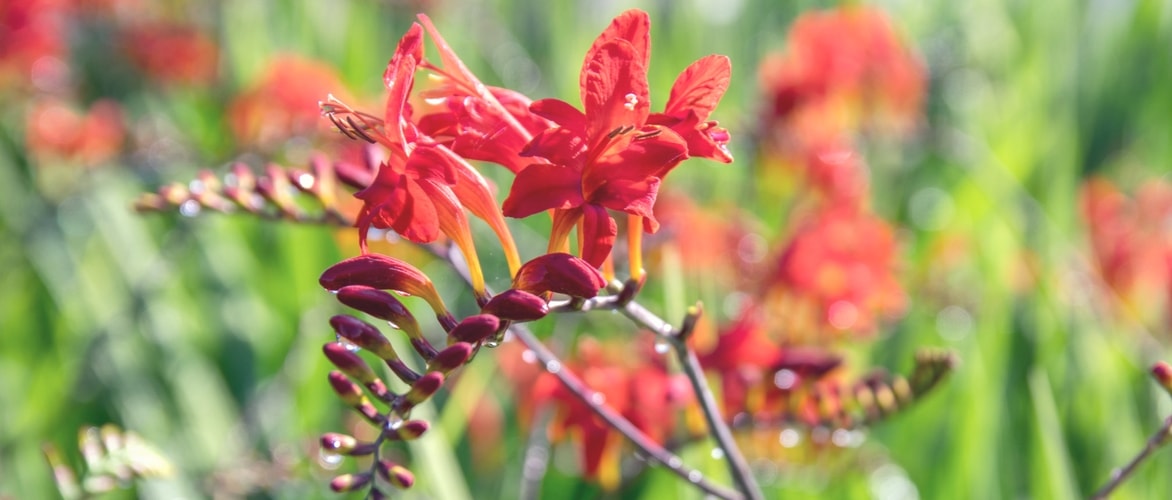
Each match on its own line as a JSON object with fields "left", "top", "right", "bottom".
{"left": 513, "top": 253, "right": 606, "bottom": 298}
{"left": 481, "top": 289, "right": 548, "bottom": 322}
{"left": 327, "top": 371, "right": 364, "bottom": 406}
{"left": 447, "top": 314, "right": 500, "bottom": 345}
{"left": 322, "top": 343, "right": 379, "bottom": 385}
{"left": 428, "top": 343, "right": 474, "bottom": 373}
{"left": 1153, "top": 361, "right": 1172, "bottom": 396}
{"left": 383, "top": 419, "right": 430, "bottom": 441}
{"left": 335, "top": 286, "right": 424, "bottom": 341}
{"left": 376, "top": 460, "right": 415, "bottom": 489}
{"left": 330, "top": 315, "right": 399, "bottom": 361}
{"left": 399, "top": 371, "right": 445, "bottom": 412}
{"left": 320, "top": 254, "right": 447, "bottom": 315}
{"left": 319, "top": 433, "right": 358, "bottom": 453}
{"left": 329, "top": 472, "right": 372, "bottom": 492}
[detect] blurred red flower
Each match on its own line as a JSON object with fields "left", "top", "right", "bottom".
{"left": 1081, "top": 177, "right": 1172, "bottom": 317}
{"left": 767, "top": 205, "right": 905, "bottom": 338}
{"left": 229, "top": 56, "right": 348, "bottom": 148}
{"left": 498, "top": 337, "right": 692, "bottom": 489}
{"left": 0, "top": 0, "right": 69, "bottom": 90}
{"left": 758, "top": 5, "right": 925, "bottom": 137}
{"left": 121, "top": 22, "right": 218, "bottom": 86}
{"left": 26, "top": 97, "right": 125, "bottom": 166}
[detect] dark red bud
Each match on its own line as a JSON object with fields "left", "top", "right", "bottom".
{"left": 377, "top": 460, "right": 416, "bottom": 489}
{"left": 330, "top": 315, "right": 399, "bottom": 361}
{"left": 481, "top": 289, "right": 548, "bottom": 322}
{"left": 327, "top": 371, "right": 364, "bottom": 406}
{"left": 336, "top": 286, "right": 422, "bottom": 338}
{"left": 320, "top": 254, "right": 447, "bottom": 315}
{"left": 513, "top": 253, "right": 606, "bottom": 298}
{"left": 447, "top": 314, "right": 500, "bottom": 345}
{"left": 320, "top": 433, "right": 358, "bottom": 453}
{"left": 428, "top": 343, "right": 474, "bottom": 373}
{"left": 1154, "top": 361, "right": 1172, "bottom": 394}
{"left": 329, "top": 472, "right": 372, "bottom": 492}
{"left": 322, "top": 343, "right": 379, "bottom": 384}
{"left": 392, "top": 420, "right": 430, "bottom": 440}
{"left": 402, "top": 371, "right": 445, "bottom": 408}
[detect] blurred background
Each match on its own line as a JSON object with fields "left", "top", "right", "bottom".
{"left": 2, "top": 0, "right": 1172, "bottom": 498}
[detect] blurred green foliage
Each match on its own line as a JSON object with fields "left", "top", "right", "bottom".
{"left": 2, "top": 0, "right": 1172, "bottom": 498}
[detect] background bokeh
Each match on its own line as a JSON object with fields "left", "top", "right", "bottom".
{"left": 3, "top": 0, "right": 1172, "bottom": 498}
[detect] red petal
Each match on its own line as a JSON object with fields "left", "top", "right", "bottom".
{"left": 589, "top": 175, "right": 660, "bottom": 219}
{"left": 519, "top": 126, "right": 587, "bottom": 167}
{"left": 583, "top": 127, "right": 687, "bottom": 202}
{"left": 580, "top": 40, "right": 649, "bottom": 141}
{"left": 585, "top": 9, "right": 651, "bottom": 79}
{"left": 384, "top": 24, "right": 423, "bottom": 150}
{"left": 406, "top": 144, "right": 457, "bottom": 185}
{"left": 417, "top": 14, "right": 483, "bottom": 97}
{"left": 664, "top": 55, "right": 731, "bottom": 120}
{"left": 394, "top": 179, "right": 441, "bottom": 243}
{"left": 580, "top": 204, "right": 617, "bottom": 268}
{"left": 530, "top": 98, "right": 588, "bottom": 132}
{"left": 502, "top": 163, "right": 585, "bottom": 218}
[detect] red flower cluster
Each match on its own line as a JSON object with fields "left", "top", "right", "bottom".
{"left": 759, "top": 5, "right": 924, "bottom": 138}
{"left": 0, "top": 0, "right": 68, "bottom": 90}
{"left": 757, "top": 6, "right": 925, "bottom": 207}
{"left": 326, "top": 10, "right": 732, "bottom": 297}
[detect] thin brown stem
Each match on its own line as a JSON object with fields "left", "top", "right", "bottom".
{"left": 615, "top": 296, "right": 764, "bottom": 500}
{"left": 1091, "top": 415, "right": 1172, "bottom": 499}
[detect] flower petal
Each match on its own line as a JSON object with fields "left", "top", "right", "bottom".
{"left": 519, "top": 126, "right": 587, "bottom": 168}
{"left": 585, "top": 9, "right": 651, "bottom": 81}
{"left": 580, "top": 39, "right": 649, "bottom": 141}
{"left": 530, "top": 98, "right": 588, "bottom": 133}
{"left": 586, "top": 126, "right": 687, "bottom": 186}
{"left": 384, "top": 24, "right": 423, "bottom": 150}
{"left": 579, "top": 204, "right": 617, "bottom": 268}
{"left": 502, "top": 163, "right": 585, "bottom": 218}
{"left": 663, "top": 55, "right": 731, "bottom": 120}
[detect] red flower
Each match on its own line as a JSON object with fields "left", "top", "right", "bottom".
{"left": 410, "top": 14, "right": 551, "bottom": 175}
{"left": 229, "top": 55, "right": 347, "bottom": 148}
{"left": 1082, "top": 177, "right": 1172, "bottom": 318}
{"left": 758, "top": 6, "right": 924, "bottom": 136}
{"left": 121, "top": 22, "right": 218, "bottom": 86}
{"left": 327, "top": 21, "right": 524, "bottom": 287}
{"left": 769, "top": 205, "right": 905, "bottom": 337}
{"left": 26, "top": 98, "right": 125, "bottom": 166}
{"left": 502, "top": 10, "right": 695, "bottom": 268}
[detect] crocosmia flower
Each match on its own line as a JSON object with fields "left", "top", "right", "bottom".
{"left": 503, "top": 9, "right": 730, "bottom": 272}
